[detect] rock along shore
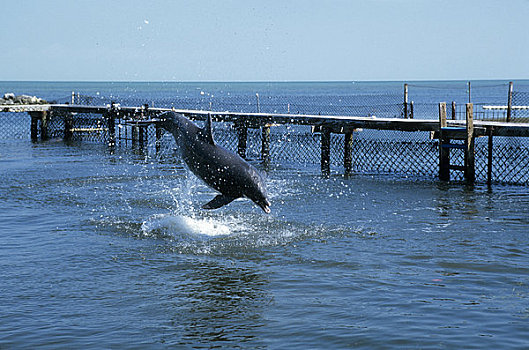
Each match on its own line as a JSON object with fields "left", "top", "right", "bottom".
{"left": 0, "top": 92, "right": 48, "bottom": 105}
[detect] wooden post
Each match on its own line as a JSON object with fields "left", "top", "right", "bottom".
{"left": 344, "top": 130, "right": 353, "bottom": 176}
{"left": 410, "top": 101, "right": 414, "bottom": 119}
{"left": 236, "top": 122, "right": 248, "bottom": 159}
{"left": 468, "top": 81, "right": 471, "bottom": 103}
{"left": 71, "top": 91, "right": 75, "bottom": 104}
{"left": 30, "top": 112, "right": 39, "bottom": 141}
{"left": 487, "top": 127, "right": 493, "bottom": 186}
{"left": 155, "top": 123, "right": 163, "bottom": 153}
{"left": 256, "top": 93, "right": 261, "bottom": 113}
{"left": 507, "top": 81, "right": 513, "bottom": 122}
{"left": 40, "top": 111, "right": 49, "bottom": 141}
{"left": 403, "top": 83, "right": 409, "bottom": 118}
{"left": 465, "top": 103, "right": 475, "bottom": 184}
{"left": 451, "top": 101, "right": 456, "bottom": 120}
{"left": 261, "top": 124, "right": 271, "bottom": 168}
{"left": 138, "top": 125, "right": 145, "bottom": 149}
{"left": 438, "top": 102, "right": 449, "bottom": 181}
{"left": 131, "top": 124, "right": 138, "bottom": 148}
{"left": 64, "top": 112, "right": 73, "bottom": 142}
{"left": 107, "top": 114, "right": 116, "bottom": 148}
{"left": 321, "top": 126, "right": 331, "bottom": 177}
{"left": 28, "top": 111, "right": 50, "bottom": 141}
{"left": 107, "top": 106, "right": 116, "bottom": 148}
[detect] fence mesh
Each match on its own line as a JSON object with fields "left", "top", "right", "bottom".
{"left": 512, "top": 92, "right": 529, "bottom": 122}
{"left": 0, "top": 112, "right": 30, "bottom": 140}
{"left": 73, "top": 93, "right": 406, "bottom": 119}
{"left": 69, "top": 82, "right": 527, "bottom": 122}
{"left": 2, "top": 84, "right": 529, "bottom": 185}
{"left": 406, "top": 83, "right": 529, "bottom": 122}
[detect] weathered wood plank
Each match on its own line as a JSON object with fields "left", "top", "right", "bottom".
{"left": 439, "top": 103, "right": 450, "bottom": 181}
{"left": 320, "top": 127, "right": 331, "bottom": 177}
{"left": 507, "top": 81, "right": 513, "bottom": 122}
{"left": 487, "top": 127, "right": 493, "bottom": 186}
{"left": 344, "top": 131, "right": 353, "bottom": 176}
{"left": 261, "top": 125, "right": 271, "bottom": 168}
{"left": 16, "top": 104, "right": 529, "bottom": 138}
{"left": 236, "top": 122, "right": 248, "bottom": 159}
{"left": 465, "top": 103, "right": 475, "bottom": 184}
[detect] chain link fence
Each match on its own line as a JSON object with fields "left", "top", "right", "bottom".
{"left": 512, "top": 91, "right": 529, "bottom": 122}
{"left": 2, "top": 85, "right": 529, "bottom": 185}
{"left": 72, "top": 92, "right": 406, "bottom": 119}
{"left": 0, "top": 112, "right": 30, "bottom": 140}
{"left": 408, "top": 82, "right": 529, "bottom": 122}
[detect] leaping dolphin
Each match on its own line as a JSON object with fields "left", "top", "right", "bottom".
{"left": 158, "top": 111, "right": 271, "bottom": 213}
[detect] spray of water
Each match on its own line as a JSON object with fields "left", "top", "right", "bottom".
{"left": 137, "top": 179, "right": 355, "bottom": 256}
{"left": 140, "top": 173, "right": 247, "bottom": 238}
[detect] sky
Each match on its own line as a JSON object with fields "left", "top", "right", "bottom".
{"left": 1, "top": 0, "right": 528, "bottom": 82}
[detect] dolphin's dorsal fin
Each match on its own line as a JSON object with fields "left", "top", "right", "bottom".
{"left": 198, "top": 113, "right": 215, "bottom": 145}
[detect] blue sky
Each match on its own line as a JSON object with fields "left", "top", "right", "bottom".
{"left": 2, "top": 0, "right": 528, "bottom": 81}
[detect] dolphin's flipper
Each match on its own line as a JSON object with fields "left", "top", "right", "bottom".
{"left": 202, "top": 194, "right": 236, "bottom": 209}
{"left": 198, "top": 113, "right": 215, "bottom": 145}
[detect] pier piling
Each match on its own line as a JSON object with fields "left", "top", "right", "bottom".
{"left": 344, "top": 130, "right": 353, "bottom": 176}
{"left": 464, "top": 103, "right": 475, "bottom": 184}
{"left": 107, "top": 104, "right": 117, "bottom": 148}
{"left": 155, "top": 124, "right": 163, "bottom": 153}
{"left": 321, "top": 127, "right": 331, "bottom": 177}
{"left": 30, "top": 112, "right": 39, "bottom": 141}
{"left": 131, "top": 125, "right": 138, "bottom": 148}
{"left": 487, "top": 127, "right": 494, "bottom": 186}
{"left": 438, "top": 103, "right": 450, "bottom": 181}
{"left": 404, "top": 84, "right": 409, "bottom": 118}
{"left": 438, "top": 102, "right": 476, "bottom": 183}
{"left": 29, "top": 111, "right": 49, "bottom": 141}
{"left": 507, "top": 81, "right": 513, "bottom": 122}
{"left": 236, "top": 122, "right": 248, "bottom": 159}
{"left": 64, "top": 112, "right": 73, "bottom": 142}
{"left": 261, "top": 124, "right": 271, "bottom": 168}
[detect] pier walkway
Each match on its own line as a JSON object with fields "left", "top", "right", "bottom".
{"left": 2, "top": 103, "right": 529, "bottom": 185}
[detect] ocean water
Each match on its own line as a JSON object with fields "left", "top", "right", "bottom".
{"left": 1, "top": 81, "right": 529, "bottom": 349}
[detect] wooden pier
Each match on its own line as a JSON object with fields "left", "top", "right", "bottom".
{"left": 3, "top": 103, "right": 529, "bottom": 184}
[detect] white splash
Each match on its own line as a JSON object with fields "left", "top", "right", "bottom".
{"left": 175, "top": 215, "right": 232, "bottom": 236}
{"left": 142, "top": 213, "right": 238, "bottom": 237}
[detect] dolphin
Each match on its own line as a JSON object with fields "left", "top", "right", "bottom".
{"left": 158, "top": 111, "right": 271, "bottom": 213}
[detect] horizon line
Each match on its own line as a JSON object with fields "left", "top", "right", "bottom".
{"left": 0, "top": 78, "right": 524, "bottom": 84}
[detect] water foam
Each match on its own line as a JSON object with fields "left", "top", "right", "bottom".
{"left": 137, "top": 169, "right": 359, "bottom": 252}
{"left": 141, "top": 213, "right": 239, "bottom": 237}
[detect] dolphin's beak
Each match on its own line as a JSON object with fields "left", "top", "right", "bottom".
{"left": 259, "top": 200, "right": 271, "bottom": 214}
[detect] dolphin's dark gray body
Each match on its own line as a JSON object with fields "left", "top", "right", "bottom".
{"left": 159, "top": 111, "right": 271, "bottom": 213}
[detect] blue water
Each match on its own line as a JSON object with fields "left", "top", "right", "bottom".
{"left": 1, "top": 81, "right": 529, "bottom": 349}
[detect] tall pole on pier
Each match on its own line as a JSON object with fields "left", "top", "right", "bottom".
{"left": 404, "top": 84, "right": 409, "bottom": 118}
{"left": 256, "top": 93, "right": 261, "bottom": 113}
{"left": 507, "top": 81, "right": 513, "bottom": 122}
